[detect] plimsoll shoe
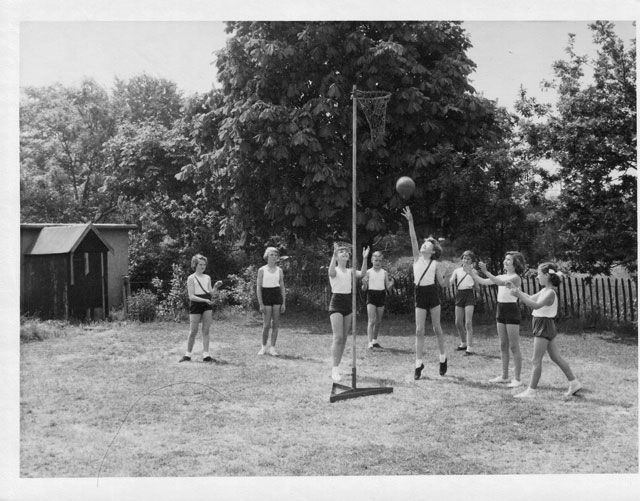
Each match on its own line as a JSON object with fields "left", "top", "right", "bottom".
{"left": 178, "top": 355, "right": 191, "bottom": 363}
{"left": 489, "top": 376, "right": 509, "bottom": 383}
{"left": 456, "top": 345, "right": 467, "bottom": 351}
{"left": 414, "top": 363, "right": 425, "bottom": 380}
{"left": 372, "top": 342, "right": 383, "bottom": 350}
{"left": 257, "top": 346, "right": 267, "bottom": 355}
{"left": 566, "top": 380, "right": 583, "bottom": 396}
{"left": 514, "top": 388, "right": 536, "bottom": 399}
{"left": 439, "top": 358, "right": 448, "bottom": 376}
{"left": 331, "top": 368, "right": 342, "bottom": 382}
{"left": 268, "top": 346, "right": 279, "bottom": 356}
{"left": 203, "top": 356, "right": 215, "bottom": 363}
{"left": 507, "top": 379, "right": 523, "bottom": 388}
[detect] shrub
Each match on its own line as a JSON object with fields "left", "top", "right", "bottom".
{"left": 127, "top": 289, "right": 158, "bottom": 322}
{"left": 156, "top": 264, "right": 189, "bottom": 321}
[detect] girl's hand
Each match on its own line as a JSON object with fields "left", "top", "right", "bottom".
{"left": 362, "top": 246, "right": 370, "bottom": 259}
{"left": 401, "top": 206, "right": 413, "bottom": 222}
{"left": 280, "top": 304, "right": 286, "bottom": 314}
{"left": 478, "top": 261, "right": 487, "bottom": 273}
{"left": 259, "top": 304, "right": 265, "bottom": 313}
{"left": 505, "top": 280, "right": 515, "bottom": 289}
{"left": 509, "top": 287, "right": 520, "bottom": 297}
{"left": 214, "top": 280, "right": 223, "bottom": 289}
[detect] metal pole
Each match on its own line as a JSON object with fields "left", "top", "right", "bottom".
{"left": 351, "top": 85, "right": 357, "bottom": 389}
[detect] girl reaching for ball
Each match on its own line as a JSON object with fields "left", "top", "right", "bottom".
{"left": 328, "top": 243, "right": 369, "bottom": 382}
{"left": 507, "top": 263, "right": 582, "bottom": 399}
{"left": 401, "top": 207, "right": 448, "bottom": 380}
{"left": 470, "top": 252, "right": 526, "bottom": 388}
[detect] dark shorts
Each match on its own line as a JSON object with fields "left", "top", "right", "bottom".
{"left": 496, "top": 302, "right": 520, "bottom": 325}
{"left": 261, "top": 287, "right": 283, "bottom": 306}
{"left": 415, "top": 284, "right": 440, "bottom": 310}
{"left": 532, "top": 317, "right": 557, "bottom": 341}
{"left": 366, "top": 289, "right": 386, "bottom": 308}
{"left": 455, "top": 289, "right": 476, "bottom": 308}
{"left": 329, "top": 293, "right": 352, "bottom": 316}
{"left": 190, "top": 293, "right": 212, "bottom": 315}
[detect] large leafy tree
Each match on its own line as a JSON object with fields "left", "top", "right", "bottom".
{"left": 516, "top": 21, "right": 636, "bottom": 275}
{"left": 180, "top": 21, "right": 508, "bottom": 251}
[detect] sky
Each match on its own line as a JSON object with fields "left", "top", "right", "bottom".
{"left": 17, "top": 20, "right": 637, "bottom": 110}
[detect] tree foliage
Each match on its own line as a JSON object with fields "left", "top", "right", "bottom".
{"left": 516, "top": 21, "right": 636, "bottom": 274}
{"left": 179, "top": 21, "right": 514, "bottom": 254}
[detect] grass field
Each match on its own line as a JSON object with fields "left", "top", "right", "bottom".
{"left": 19, "top": 307, "right": 638, "bottom": 484}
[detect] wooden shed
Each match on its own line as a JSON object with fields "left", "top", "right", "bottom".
{"left": 20, "top": 223, "right": 134, "bottom": 320}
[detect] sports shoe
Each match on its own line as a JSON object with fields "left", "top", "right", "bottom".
{"left": 372, "top": 342, "right": 383, "bottom": 350}
{"left": 456, "top": 345, "right": 467, "bottom": 351}
{"left": 268, "top": 346, "right": 279, "bottom": 356}
{"left": 507, "top": 379, "right": 523, "bottom": 388}
{"left": 514, "top": 388, "right": 536, "bottom": 399}
{"left": 439, "top": 358, "right": 448, "bottom": 376}
{"left": 463, "top": 350, "right": 475, "bottom": 356}
{"left": 414, "top": 363, "right": 425, "bottom": 380}
{"left": 368, "top": 343, "right": 374, "bottom": 350}
{"left": 566, "top": 380, "right": 583, "bottom": 396}
{"left": 203, "top": 356, "right": 214, "bottom": 363}
{"left": 489, "top": 376, "right": 509, "bottom": 383}
{"left": 257, "top": 346, "right": 267, "bottom": 355}
{"left": 331, "top": 368, "right": 342, "bottom": 382}
{"left": 178, "top": 355, "right": 191, "bottom": 363}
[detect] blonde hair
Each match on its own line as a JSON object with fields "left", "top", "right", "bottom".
{"left": 263, "top": 247, "right": 279, "bottom": 261}
{"left": 191, "top": 254, "right": 207, "bottom": 270}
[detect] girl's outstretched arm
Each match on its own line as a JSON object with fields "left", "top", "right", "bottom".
{"left": 509, "top": 286, "right": 554, "bottom": 310}
{"left": 401, "top": 207, "right": 420, "bottom": 261}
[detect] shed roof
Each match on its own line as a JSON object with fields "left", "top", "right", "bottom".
{"left": 25, "top": 224, "right": 113, "bottom": 255}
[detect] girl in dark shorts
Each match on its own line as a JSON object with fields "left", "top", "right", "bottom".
{"left": 256, "top": 247, "right": 286, "bottom": 356}
{"left": 179, "top": 254, "right": 222, "bottom": 363}
{"left": 401, "top": 207, "right": 448, "bottom": 380}
{"left": 508, "top": 263, "right": 582, "bottom": 398}
{"left": 449, "top": 250, "right": 478, "bottom": 355}
{"left": 471, "top": 252, "right": 526, "bottom": 387}
{"left": 362, "top": 251, "right": 394, "bottom": 350}
{"left": 328, "top": 243, "right": 369, "bottom": 382}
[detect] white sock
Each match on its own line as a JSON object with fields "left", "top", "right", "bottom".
{"left": 185, "top": 352, "right": 192, "bottom": 357}
{"left": 203, "top": 352, "right": 210, "bottom": 358}
{"left": 439, "top": 354, "right": 447, "bottom": 363}
{"left": 416, "top": 359, "right": 423, "bottom": 368}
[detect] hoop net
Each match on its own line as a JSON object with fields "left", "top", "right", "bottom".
{"left": 355, "top": 90, "right": 391, "bottom": 143}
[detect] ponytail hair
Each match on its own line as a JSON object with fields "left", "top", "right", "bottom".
{"left": 540, "top": 262, "right": 562, "bottom": 287}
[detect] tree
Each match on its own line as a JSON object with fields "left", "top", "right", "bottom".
{"left": 516, "top": 21, "right": 636, "bottom": 275}
{"left": 179, "top": 21, "right": 508, "bottom": 251}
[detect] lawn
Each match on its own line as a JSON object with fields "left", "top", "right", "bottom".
{"left": 17, "top": 309, "right": 638, "bottom": 497}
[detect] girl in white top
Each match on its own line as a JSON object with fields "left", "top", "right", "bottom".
{"left": 256, "top": 247, "right": 286, "bottom": 356}
{"left": 449, "top": 250, "right": 478, "bottom": 355}
{"left": 328, "top": 243, "right": 369, "bottom": 382}
{"left": 508, "top": 262, "right": 582, "bottom": 398}
{"left": 361, "top": 251, "right": 394, "bottom": 350}
{"left": 401, "top": 207, "right": 448, "bottom": 380}
{"left": 470, "top": 252, "right": 526, "bottom": 387}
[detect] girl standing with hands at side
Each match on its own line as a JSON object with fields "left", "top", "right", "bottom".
{"left": 179, "top": 254, "right": 223, "bottom": 363}
{"left": 449, "top": 250, "right": 478, "bottom": 356}
{"left": 362, "top": 251, "right": 394, "bottom": 350}
{"left": 401, "top": 207, "right": 448, "bottom": 380}
{"left": 470, "top": 252, "right": 526, "bottom": 387}
{"left": 508, "top": 263, "right": 582, "bottom": 398}
{"left": 328, "top": 243, "right": 369, "bottom": 382}
{"left": 256, "top": 247, "right": 286, "bottom": 356}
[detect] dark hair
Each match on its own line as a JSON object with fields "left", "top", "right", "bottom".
{"left": 423, "top": 237, "right": 442, "bottom": 260}
{"left": 461, "top": 250, "right": 476, "bottom": 262}
{"left": 506, "top": 251, "right": 526, "bottom": 275}
{"left": 539, "top": 262, "right": 562, "bottom": 287}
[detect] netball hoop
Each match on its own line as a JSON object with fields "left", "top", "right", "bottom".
{"left": 330, "top": 85, "right": 394, "bottom": 403}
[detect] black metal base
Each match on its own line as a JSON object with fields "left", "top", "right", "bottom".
{"left": 329, "top": 382, "right": 393, "bottom": 402}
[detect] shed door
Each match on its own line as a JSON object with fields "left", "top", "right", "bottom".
{"left": 69, "top": 252, "right": 107, "bottom": 319}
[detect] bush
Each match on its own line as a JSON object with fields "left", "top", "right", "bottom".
{"left": 127, "top": 289, "right": 158, "bottom": 322}
{"left": 156, "top": 264, "right": 189, "bottom": 321}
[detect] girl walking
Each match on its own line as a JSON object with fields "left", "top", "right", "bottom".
{"left": 328, "top": 243, "right": 369, "bottom": 382}
{"left": 471, "top": 252, "right": 526, "bottom": 387}
{"left": 508, "top": 263, "right": 582, "bottom": 398}
{"left": 449, "top": 250, "right": 477, "bottom": 356}
{"left": 256, "top": 246, "right": 286, "bottom": 356}
{"left": 401, "top": 207, "right": 448, "bottom": 379}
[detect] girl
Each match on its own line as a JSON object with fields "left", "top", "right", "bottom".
{"left": 401, "top": 207, "right": 448, "bottom": 380}
{"left": 470, "top": 252, "right": 526, "bottom": 387}
{"left": 361, "top": 250, "right": 394, "bottom": 350}
{"left": 179, "top": 254, "right": 223, "bottom": 363}
{"left": 328, "top": 243, "right": 369, "bottom": 382}
{"left": 508, "top": 263, "right": 582, "bottom": 398}
{"left": 449, "top": 250, "right": 478, "bottom": 356}
{"left": 256, "top": 247, "right": 286, "bottom": 356}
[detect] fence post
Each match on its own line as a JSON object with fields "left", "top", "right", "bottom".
{"left": 628, "top": 279, "right": 635, "bottom": 322}
{"left": 614, "top": 279, "right": 620, "bottom": 323}
{"left": 607, "top": 278, "right": 614, "bottom": 322}
{"left": 567, "top": 276, "right": 575, "bottom": 317}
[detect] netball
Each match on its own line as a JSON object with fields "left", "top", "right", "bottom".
{"left": 395, "top": 176, "right": 416, "bottom": 199}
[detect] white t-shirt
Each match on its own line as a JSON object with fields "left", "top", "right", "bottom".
{"left": 496, "top": 274, "right": 518, "bottom": 303}
{"left": 452, "top": 267, "right": 474, "bottom": 290}
{"left": 260, "top": 265, "right": 281, "bottom": 288}
{"left": 413, "top": 258, "right": 436, "bottom": 286}
{"left": 532, "top": 289, "right": 558, "bottom": 318}
{"left": 366, "top": 268, "right": 387, "bottom": 291}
